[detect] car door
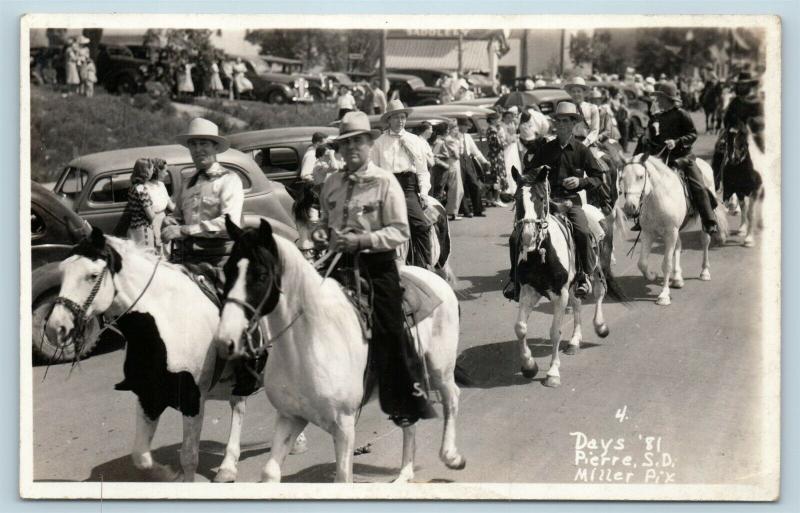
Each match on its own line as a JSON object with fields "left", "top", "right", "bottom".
{"left": 245, "top": 143, "right": 305, "bottom": 198}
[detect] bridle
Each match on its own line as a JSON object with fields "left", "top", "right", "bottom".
{"left": 622, "top": 160, "right": 649, "bottom": 212}
{"left": 514, "top": 177, "right": 551, "bottom": 264}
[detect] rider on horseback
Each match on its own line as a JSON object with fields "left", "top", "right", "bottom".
{"left": 635, "top": 82, "right": 722, "bottom": 240}
{"left": 712, "top": 71, "right": 764, "bottom": 184}
{"left": 504, "top": 101, "right": 605, "bottom": 301}
{"left": 317, "top": 111, "right": 436, "bottom": 428}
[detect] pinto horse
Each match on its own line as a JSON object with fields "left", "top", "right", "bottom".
{"left": 213, "top": 217, "right": 465, "bottom": 483}
{"left": 510, "top": 168, "right": 627, "bottom": 388}
{"left": 618, "top": 154, "right": 729, "bottom": 306}
{"left": 719, "top": 122, "right": 765, "bottom": 248}
{"left": 45, "top": 228, "right": 275, "bottom": 482}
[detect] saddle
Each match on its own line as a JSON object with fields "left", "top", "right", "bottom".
{"left": 671, "top": 165, "right": 718, "bottom": 222}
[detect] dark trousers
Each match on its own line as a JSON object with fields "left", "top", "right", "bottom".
{"left": 357, "top": 252, "right": 429, "bottom": 419}
{"left": 674, "top": 156, "right": 717, "bottom": 226}
{"left": 405, "top": 190, "right": 433, "bottom": 267}
{"left": 459, "top": 155, "right": 484, "bottom": 215}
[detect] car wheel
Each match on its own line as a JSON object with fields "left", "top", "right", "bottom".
{"left": 31, "top": 290, "right": 101, "bottom": 364}
{"left": 309, "top": 88, "right": 326, "bottom": 103}
{"left": 268, "top": 90, "right": 288, "bottom": 104}
{"left": 117, "top": 74, "right": 139, "bottom": 96}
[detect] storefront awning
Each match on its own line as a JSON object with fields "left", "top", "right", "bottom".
{"left": 385, "top": 39, "right": 492, "bottom": 71}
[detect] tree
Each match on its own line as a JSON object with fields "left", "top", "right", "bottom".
{"left": 245, "top": 29, "right": 381, "bottom": 71}
{"left": 569, "top": 31, "right": 594, "bottom": 68}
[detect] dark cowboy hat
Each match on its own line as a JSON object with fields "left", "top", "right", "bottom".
{"left": 653, "top": 81, "right": 681, "bottom": 102}
{"left": 734, "top": 71, "right": 759, "bottom": 86}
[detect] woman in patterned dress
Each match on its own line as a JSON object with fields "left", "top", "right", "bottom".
{"left": 485, "top": 111, "right": 508, "bottom": 207}
{"left": 124, "top": 159, "right": 158, "bottom": 250}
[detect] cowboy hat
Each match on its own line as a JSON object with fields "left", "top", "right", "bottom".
{"left": 175, "top": 117, "right": 230, "bottom": 152}
{"left": 734, "top": 71, "right": 759, "bottom": 86}
{"left": 458, "top": 78, "right": 470, "bottom": 90}
{"left": 77, "top": 35, "right": 91, "bottom": 45}
{"left": 552, "top": 101, "right": 581, "bottom": 120}
{"left": 563, "top": 76, "right": 589, "bottom": 90}
{"left": 645, "top": 76, "right": 656, "bottom": 85}
{"left": 334, "top": 111, "right": 381, "bottom": 141}
{"left": 653, "top": 81, "right": 681, "bottom": 102}
{"left": 380, "top": 99, "right": 413, "bottom": 123}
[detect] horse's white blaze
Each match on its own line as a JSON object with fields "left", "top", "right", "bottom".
{"left": 216, "top": 258, "right": 251, "bottom": 352}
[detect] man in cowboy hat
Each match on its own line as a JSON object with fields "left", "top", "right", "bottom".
{"left": 504, "top": 101, "right": 605, "bottom": 301}
{"left": 162, "top": 117, "right": 243, "bottom": 266}
{"left": 370, "top": 99, "right": 434, "bottom": 269}
{"left": 564, "top": 77, "right": 601, "bottom": 147}
{"left": 316, "top": 111, "right": 436, "bottom": 427}
{"left": 637, "top": 82, "right": 722, "bottom": 239}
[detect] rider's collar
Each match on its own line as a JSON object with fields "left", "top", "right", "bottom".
{"left": 344, "top": 161, "right": 379, "bottom": 183}
{"left": 388, "top": 129, "right": 406, "bottom": 138}
{"left": 201, "top": 162, "right": 227, "bottom": 178}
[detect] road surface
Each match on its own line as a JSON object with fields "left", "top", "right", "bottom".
{"left": 30, "top": 114, "right": 772, "bottom": 488}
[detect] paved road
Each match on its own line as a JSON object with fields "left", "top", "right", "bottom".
{"left": 31, "top": 114, "right": 770, "bottom": 487}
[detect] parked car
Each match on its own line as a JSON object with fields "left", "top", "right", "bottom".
{"left": 229, "top": 55, "right": 313, "bottom": 105}
{"left": 586, "top": 81, "right": 650, "bottom": 141}
{"left": 495, "top": 87, "right": 572, "bottom": 115}
{"left": 464, "top": 71, "right": 497, "bottom": 96}
{"left": 227, "top": 126, "right": 339, "bottom": 197}
{"left": 95, "top": 43, "right": 150, "bottom": 94}
{"left": 300, "top": 71, "right": 355, "bottom": 102}
{"left": 51, "top": 145, "right": 298, "bottom": 242}
{"left": 385, "top": 74, "right": 442, "bottom": 107}
{"left": 412, "top": 105, "right": 493, "bottom": 154}
{"left": 451, "top": 97, "right": 499, "bottom": 108}
{"left": 387, "top": 68, "right": 451, "bottom": 88}
{"left": 30, "top": 181, "right": 102, "bottom": 364}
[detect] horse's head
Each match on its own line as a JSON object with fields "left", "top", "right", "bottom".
{"left": 45, "top": 226, "right": 122, "bottom": 357}
{"left": 215, "top": 216, "right": 283, "bottom": 358}
{"left": 727, "top": 122, "right": 751, "bottom": 164}
{"left": 512, "top": 166, "right": 550, "bottom": 258}
{"left": 619, "top": 154, "right": 651, "bottom": 218}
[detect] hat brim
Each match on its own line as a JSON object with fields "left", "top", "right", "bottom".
{"left": 553, "top": 113, "right": 581, "bottom": 121}
{"left": 333, "top": 129, "right": 381, "bottom": 142}
{"left": 380, "top": 108, "right": 414, "bottom": 123}
{"left": 175, "top": 134, "right": 230, "bottom": 153}
{"left": 564, "top": 84, "right": 590, "bottom": 91}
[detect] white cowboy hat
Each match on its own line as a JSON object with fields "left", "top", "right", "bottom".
{"left": 458, "top": 78, "right": 470, "bottom": 90}
{"left": 175, "top": 118, "right": 230, "bottom": 152}
{"left": 381, "top": 99, "right": 414, "bottom": 123}
{"left": 564, "top": 76, "right": 590, "bottom": 90}
{"left": 552, "top": 101, "right": 581, "bottom": 120}
{"left": 77, "top": 35, "right": 91, "bottom": 45}
{"left": 645, "top": 76, "right": 656, "bottom": 85}
{"left": 505, "top": 105, "right": 520, "bottom": 115}
{"left": 334, "top": 111, "right": 381, "bottom": 141}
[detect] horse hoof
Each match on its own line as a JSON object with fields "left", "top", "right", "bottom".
{"left": 670, "top": 279, "right": 684, "bottom": 289}
{"left": 595, "top": 323, "right": 610, "bottom": 338}
{"left": 290, "top": 433, "right": 308, "bottom": 455}
{"left": 743, "top": 238, "right": 755, "bottom": 248}
{"left": 564, "top": 344, "right": 578, "bottom": 356}
{"left": 444, "top": 454, "right": 467, "bottom": 470}
{"left": 700, "top": 270, "right": 711, "bottom": 281}
{"left": 645, "top": 272, "right": 657, "bottom": 282}
{"left": 213, "top": 468, "right": 237, "bottom": 483}
{"left": 544, "top": 375, "right": 561, "bottom": 388}
{"left": 656, "top": 296, "right": 671, "bottom": 306}
{"left": 521, "top": 362, "right": 539, "bottom": 379}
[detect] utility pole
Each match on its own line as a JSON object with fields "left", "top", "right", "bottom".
{"left": 521, "top": 29, "right": 529, "bottom": 77}
{"left": 457, "top": 32, "right": 464, "bottom": 76}
{"left": 559, "top": 29, "right": 566, "bottom": 77}
{"left": 379, "top": 30, "right": 387, "bottom": 93}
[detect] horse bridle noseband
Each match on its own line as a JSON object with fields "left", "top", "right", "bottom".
{"left": 515, "top": 177, "right": 551, "bottom": 264}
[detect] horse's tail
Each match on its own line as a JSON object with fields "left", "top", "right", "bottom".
{"left": 714, "top": 200, "right": 730, "bottom": 244}
{"left": 601, "top": 208, "right": 631, "bottom": 305}
{"left": 603, "top": 265, "right": 630, "bottom": 305}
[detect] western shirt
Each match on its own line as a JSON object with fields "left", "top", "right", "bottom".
{"left": 174, "top": 162, "right": 244, "bottom": 237}
{"left": 299, "top": 146, "right": 317, "bottom": 181}
{"left": 460, "top": 132, "right": 490, "bottom": 167}
{"left": 575, "top": 101, "right": 601, "bottom": 146}
{"left": 526, "top": 138, "right": 604, "bottom": 204}
{"left": 642, "top": 106, "right": 697, "bottom": 162}
{"left": 319, "top": 161, "right": 410, "bottom": 252}
{"left": 371, "top": 130, "right": 432, "bottom": 195}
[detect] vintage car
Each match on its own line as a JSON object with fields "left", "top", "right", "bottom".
{"left": 495, "top": 87, "right": 572, "bottom": 115}
{"left": 385, "top": 74, "right": 442, "bottom": 107}
{"left": 387, "top": 68, "right": 451, "bottom": 88}
{"left": 404, "top": 105, "right": 493, "bottom": 154}
{"left": 95, "top": 43, "right": 151, "bottom": 94}
{"left": 231, "top": 55, "right": 313, "bottom": 105}
{"left": 300, "top": 71, "right": 355, "bottom": 102}
{"left": 51, "top": 145, "right": 298, "bottom": 240}
{"left": 227, "top": 126, "right": 339, "bottom": 197}
{"left": 585, "top": 81, "right": 650, "bottom": 144}
{"left": 30, "top": 181, "right": 102, "bottom": 364}
{"left": 451, "top": 96, "right": 499, "bottom": 108}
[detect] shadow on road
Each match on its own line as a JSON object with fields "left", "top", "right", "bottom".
{"left": 283, "top": 462, "right": 400, "bottom": 483}
{"left": 456, "top": 339, "right": 601, "bottom": 390}
{"left": 84, "top": 440, "right": 271, "bottom": 482}
{"left": 456, "top": 269, "right": 508, "bottom": 301}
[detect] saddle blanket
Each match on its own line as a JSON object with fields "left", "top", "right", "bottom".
{"left": 400, "top": 266, "right": 444, "bottom": 328}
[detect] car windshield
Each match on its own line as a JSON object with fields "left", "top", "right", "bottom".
{"left": 55, "top": 167, "right": 89, "bottom": 201}
{"left": 248, "top": 58, "right": 269, "bottom": 74}
{"left": 407, "top": 77, "right": 426, "bottom": 89}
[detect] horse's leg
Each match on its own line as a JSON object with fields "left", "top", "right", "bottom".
{"left": 637, "top": 231, "right": 656, "bottom": 281}
{"left": 437, "top": 376, "right": 466, "bottom": 471}
{"left": 394, "top": 425, "right": 416, "bottom": 483}
{"left": 514, "top": 284, "right": 541, "bottom": 379}
{"left": 213, "top": 395, "right": 246, "bottom": 483}
{"left": 180, "top": 401, "right": 205, "bottom": 482}
{"left": 656, "top": 228, "right": 678, "bottom": 306}
{"left": 332, "top": 414, "right": 356, "bottom": 483}
{"left": 565, "top": 293, "right": 582, "bottom": 356}
{"left": 544, "top": 290, "right": 569, "bottom": 388}
{"left": 261, "top": 414, "right": 308, "bottom": 483}
{"left": 743, "top": 190, "right": 759, "bottom": 247}
{"left": 592, "top": 269, "right": 609, "bottom": 338}
{"left": 131, "top": 402, "right": 160, "bottom": 471}
{"left": 700, "top": 228, "right": 712, "bottom": 281}
{"left": 738, "top": 194, "right": 750, "bottom": 236}
{"left": 670, "top": 235, "right": 685, "bottom": 289}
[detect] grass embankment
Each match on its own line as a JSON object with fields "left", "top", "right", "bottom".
{"left": 30, "top": 86, "right": 338, "bottom": 183}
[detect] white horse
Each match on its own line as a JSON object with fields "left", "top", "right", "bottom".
{"left": 397, "top": 195, "right": 457, "bottom": 285}
{"left": 619, "top": 154, "right": 729, "bottom": 306}
{"left": 214, "top": 217, "right": 465, "bottom": 483}
{"left": 510, "top": 169, "right": 627, "bottom": 388}
{"left": 44, "top": 228, "right": 282, "bottom": 482}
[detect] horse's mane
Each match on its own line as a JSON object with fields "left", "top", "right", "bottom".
{"left": 104, "top": 236, "right": 187, "bottom": 275}
{"left": 271, "top": 235, "right": 360, "bottom": 336}
{"left": 633, "top": 154, "right": 676, "bottom": 190}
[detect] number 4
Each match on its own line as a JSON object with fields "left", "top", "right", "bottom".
{"left": 615, "top": 405, "right": 628, "bottom": 423}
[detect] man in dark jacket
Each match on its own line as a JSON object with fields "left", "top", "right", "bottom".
{"left": 636, "top": 82, "right": 720, "bottom": 238}
{"left": 504, "top": 101, "right": 605, "bottom": 301}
